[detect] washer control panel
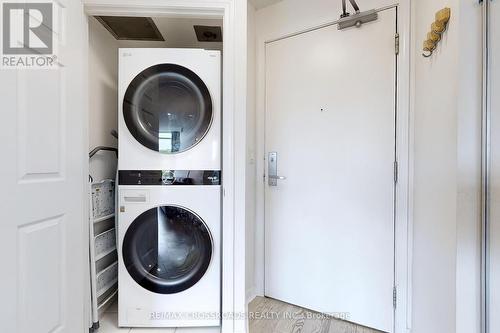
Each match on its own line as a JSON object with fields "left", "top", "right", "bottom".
{"left": 119, "top": 170, "right": 221, "bottom": 186}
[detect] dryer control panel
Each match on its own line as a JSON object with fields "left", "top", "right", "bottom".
{"left": 119, "top": 170, "right": 221, "bottom": 186}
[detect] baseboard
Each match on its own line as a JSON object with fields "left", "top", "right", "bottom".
{"left": 246, "top": 286, "right": 257, "bottom": 305}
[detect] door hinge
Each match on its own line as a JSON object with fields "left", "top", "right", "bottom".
{"left": 263, "top": 154, "right": 267, "bottom": 183}
{"left": 394, "top": 161, "right": 399, "bottom": 183}
{"left": 395, "top": 33, "right": 400, "bottom": 55}
{"left": 393, "top": 286, "right": 397, "bottom": 308}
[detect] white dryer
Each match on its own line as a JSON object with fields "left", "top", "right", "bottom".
{"left": 118, "top": 48, "right": 221, "bottom": 171}
{"left": 118, "top": 170, "right": 221, "bottom": 328}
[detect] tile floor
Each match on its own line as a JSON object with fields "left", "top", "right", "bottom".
{"left": 97, "top": 300, "right": 220, "bottom": 333}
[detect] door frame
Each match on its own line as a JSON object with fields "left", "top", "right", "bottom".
{"left": 82, "top": 1, "right": 248, "bottom": 332}
{"left": 254, "top": 2, "right": 412, "bottom": 333}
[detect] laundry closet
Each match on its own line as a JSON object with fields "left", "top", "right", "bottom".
{"left": 88, "top": 14, "right": 223, "bottom": 332}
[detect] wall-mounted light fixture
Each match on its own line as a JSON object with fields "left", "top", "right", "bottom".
{"left": 422, "top": 7, "right": 451, "bottom": 57}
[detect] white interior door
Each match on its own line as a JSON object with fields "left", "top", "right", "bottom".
{"left": 264, "top": 8, "right": 397, "bottom": 332}
{"left": 0, "top": 1, "right": 88, "bottom": 332}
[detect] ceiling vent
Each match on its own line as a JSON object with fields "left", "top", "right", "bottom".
{"left": 95, "top": 16, "right": 164, "bottom": 41}
{"left": 193, "top": 25, "right": 223, "bottom": 42}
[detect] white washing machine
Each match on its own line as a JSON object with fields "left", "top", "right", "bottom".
{"left": 118, "top": 48, "right": 221, "bottom": 171}
{"left": 117, "top": 170, "right": 221, "bottom": 328}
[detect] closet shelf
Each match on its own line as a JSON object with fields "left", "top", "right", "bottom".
{"left": 96, "top": 261, "right": 118, "bottom": 298}
{"left": 98, "top": 289, "right": 118, "bottom": 310}
{"left": 94, "top": 227, "right": 117, "bottom": 261}
{"left": 93, "top": 213, "right": 115, "bottom": 224}
{"left": 89, "top": 178, "right": 117, "bottom": 328}
{"left": 97, "top": 278, "right": 118, "bottom": 298}
{"left": 95, "top": 247, "right": 117, "bottom": 262}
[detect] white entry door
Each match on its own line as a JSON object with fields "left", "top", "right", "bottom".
{"left": 264, "top": 8, "right": 397, "bottom": 332}
{"left": 0, "top": 1, "right": 87, "bottom": 332}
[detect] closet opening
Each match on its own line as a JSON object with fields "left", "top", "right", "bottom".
{"left": 87, "top": 13, "right": 224, "bottom": 333}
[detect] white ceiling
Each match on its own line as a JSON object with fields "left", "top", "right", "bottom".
{"left": 114, "top": 17, "right": 223, "bottom": 51}
{"left": 249, "top": 0, "right": 284, "bottom": 10}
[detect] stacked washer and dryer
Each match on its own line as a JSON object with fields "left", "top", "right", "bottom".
{"left": 117, "top": 48, "right": 221, "bottom": 328}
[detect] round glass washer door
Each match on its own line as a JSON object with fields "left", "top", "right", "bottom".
{"left": 123, "top": 64, "right": 213, "bottom": 154}
{"left": 122, "top": 206, "right": 213, "bottom": 294}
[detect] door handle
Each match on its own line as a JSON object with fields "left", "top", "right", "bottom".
{"left": 268, "top": 152, "right": 286, "bottom": 186}
{"left": 268, "top": 175, "right": 287, "bottom": 180}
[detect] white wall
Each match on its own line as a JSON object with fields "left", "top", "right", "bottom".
{"left": 489, "top": 1, "right": 500, "bottom": 332}
{"left": 253, "top": 1, "right": 482, "bottom": 333}
{"left": 88, "top": 16, "right": 119, "bottom": 181}
{"left": 455, "top": 1, "right": 482, "bottom": 333}
{"left": 412, "top": 1, "right": 482, "bottom": 333}
{"left": 412, "top": 2, "right": 459, "bottom": 333}
{"left": 246, "top": 1, "right": 257, "bottom": 304}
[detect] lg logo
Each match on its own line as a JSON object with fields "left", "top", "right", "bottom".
{"left": 2, "top": 3, "right": 53, "bottom": 55}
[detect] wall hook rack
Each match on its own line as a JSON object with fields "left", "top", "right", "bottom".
{"left": 422, "top": 7, "right": 451, "bottom": 58}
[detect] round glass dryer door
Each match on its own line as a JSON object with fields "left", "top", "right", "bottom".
{"left": 123, "top": 64, "right": 213, "bottom": 154}
{"left": 122, "top": 206, "right": 213, "bottom": 294}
